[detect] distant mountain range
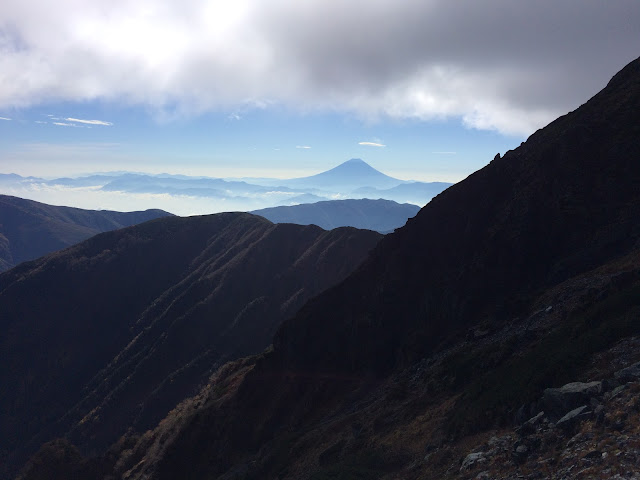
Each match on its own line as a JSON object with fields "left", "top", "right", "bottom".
{"left": 0, "top": 195, "right": 172, "bottom": 272}
{"left": 0, "top": 194, "right": 417, "bottom": 274}
{"left": 252, "top": 198, "right": 420, "bottom": 233}
{"left": 0, "top": 213, "right": 381, "bottom": 478}
{"left": 0, "top": 160, "right": 452, "bottom": 215}
{"left": 353, "top": 181, "right": 453, "bottom": 204}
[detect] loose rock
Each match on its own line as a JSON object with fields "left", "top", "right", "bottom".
{"left": 557, "top": 405, "right": 590, "bottom": 431}
{"left": 460, "top": 452, "right": 486, "bottom": 472}
{"left": 542, "top": 381, "right": 601, "bottom": 418}
{"left": 614, "top": 361, "right": 640, "bottom": 383}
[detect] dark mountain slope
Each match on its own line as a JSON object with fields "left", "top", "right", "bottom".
{"left": 273, "top": 55, "right": 640, "bottom": 375}
{"left": 82, "top": 58, "right": 640, "bottom": 479}
{"left": 252, "top": 198, "right": 420, "bottom": 233}
{"left": 0, "top": 213, "right": 381, "bottom": 478}
{"left": 0, "top": 194, "right": 172, "bottom": 271}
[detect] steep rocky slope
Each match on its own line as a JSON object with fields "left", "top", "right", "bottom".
{"left": 0, "top": 213, "right": 381, "bottom": 478}
{"left": 274, "top": 55, "right": 640, "bottom": 377}
{"left": 0, "top": 195, "right": 172, "bottom": 272}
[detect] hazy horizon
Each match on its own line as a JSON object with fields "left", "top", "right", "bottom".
{"left": 1, "top": 1, "right": 639, "bottom": 213}
{"left": 0, "top": 158, "right": 455, "bottom": 216}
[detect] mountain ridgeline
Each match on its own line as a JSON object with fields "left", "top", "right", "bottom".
{"left": 251, "top": 198, "right": 420, "bottom": 233}
{"left": 275, "top": 59, "right": 640, "bottom": 375}
{"left": 0, "top": 195, "right": 172, "bottom": 272}
{"left": 1, "top": 160, "right": 452, "bottom": 213}
{"left": 10, "top": 56, "right": 640, "bottom": 480}
{"left": 0, "top": 213, "right": 381, "bottom": 478}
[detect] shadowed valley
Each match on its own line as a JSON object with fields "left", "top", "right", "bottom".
{"left": 0, "top": 213, "right": 381, "bottom": 478}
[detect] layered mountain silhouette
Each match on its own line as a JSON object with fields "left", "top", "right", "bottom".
{"left": 0, "top": 195, "right": 172, "bottom": 272}
{"left": 11, "top": 57, "right": 640, "bottom": 480}
{"left": 17, "top": 57, "right": 638, "bottom": 480}
{"left": 253, "top": 158, "right": 451, "bottom": 204}
{"left": 251, "top": 198, "right": 420, "bottom": 233}
{"left": 0, "top": 160, "right": 451, "bottom": 214}
{"left": 99, "top": 173, "right": 268, "bottom": 197}
{"left": 0, "top": 213, "right": 381, "bottom": 478}
{"left": 353, "top": 181, "right": 454, "bottom": 205}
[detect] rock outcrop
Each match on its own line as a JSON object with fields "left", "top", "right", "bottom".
{"left": 458, "top": 350, "right": 640, "bottom": 479}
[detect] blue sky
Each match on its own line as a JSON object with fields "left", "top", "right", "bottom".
{"left": 1, "top": 1, "right": 639, "bottom": 187}
{"left": 0, "top": 103, "right": 520, "bottom": 182}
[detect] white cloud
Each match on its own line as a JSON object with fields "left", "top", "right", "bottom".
{"left": 0, "top": 1, "right": 638, "bottom": 136}
{"left": 296, "top": 145, "right": 311, "bottom": 149}
{"left": 359, "top": 141, "right": 385, "bottom": 147}
{"left": 53, "top": 122, "right": 77, "bottom": 127}
{"left": 0, "top": 116, "right": 11, "bottom": 120}
{"left": 66, "top": 117, "right": 113, "bottom": 126}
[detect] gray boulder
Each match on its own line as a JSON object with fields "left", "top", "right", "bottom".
{"left": 460, "top": 452, "right": 486, "bottom": 472}
{"left": 516, "top": 411, "right": 545, "bottom": 436}
{"left": 614, "top": 361, "right": 640, "bottom": 383}
{"left": 556, "top": 405, "right": 591, "bottom": 431}
{"left": 542, "top": 381, "right": 601, "bottom": 419}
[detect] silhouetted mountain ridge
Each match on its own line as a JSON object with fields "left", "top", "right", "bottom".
{"left": 0, "top": 194, "right": 172, "bottom": 272}
{"left": 251, "top": 198, "right": 420, "bottom": 233}
{"left": 271, "top": 55, "right": 640, "bottom": 376}
{"left": 0, "top": 212, "right": 381, "bottom": 478}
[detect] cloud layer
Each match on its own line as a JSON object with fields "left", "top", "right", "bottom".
{"left": 66, "top": 118, "right": 113, "bottom": 126}
{"left": 1, "top": 1, "right": 638, "bottom": 135}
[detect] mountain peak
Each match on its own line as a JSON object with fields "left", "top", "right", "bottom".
{"left": 343, "top": 158, "right": 367, "bottom": 165}
{"left": 328, "top": 158, "right": 382, "bottom": 175}
{"left": 289, "top": 158, "right": 402, "bottom": 190}
{"left": 335, "top": 158, "right": 375, "bottom": 169}
{"left": 605, "top": 54, "right": 640, "bottom": 90}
